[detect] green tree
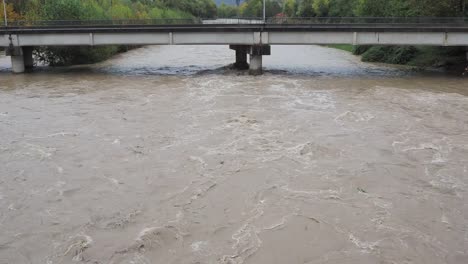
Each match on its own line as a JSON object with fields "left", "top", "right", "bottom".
{"left": 241, "top": 0, "right": 263, "bottom": 17}
{"left": 81, "top": 0, "right": 108, "bottom": 20}
{"left": 354, "top": 0, "right": 389, "bottom": 17}
{"left": 328, "top": 0, "right": 357, "bottom": 16}
{"left": 42, "top": 0, "right": 83, "bottom": 20}
{"left": 283, "top": 0, "right": 297, "bottom": 17}
{"left": 110, "top": 4, "right": 134, "bottom": 19}
{"left": 297, "top": 0, "right": 315, "bottom": 17}
{"left": 239, "top": 0, "right": 282, "bottom": 17}
{"left": 218, "top": 3, "right": 239, "bottom": 17}
{"left": 313, "top": 0, "right": 329, "bottom": 16}
{"left": 266, "top": 0, "right": 282, "bottom": 16}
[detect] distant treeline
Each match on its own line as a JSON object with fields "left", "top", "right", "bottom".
{"left": 219, "top": 0, "right": 466, "bottom": 19}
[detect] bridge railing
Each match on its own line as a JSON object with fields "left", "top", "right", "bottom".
{"left": 203, "top": 18, "right": 264, "bottom": 24}
{"left": 6, "top": 18, "right": 203, "bottom": 27}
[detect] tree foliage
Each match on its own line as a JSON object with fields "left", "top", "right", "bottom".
{"left": 297, "top": 0, "right": 315, "bottom": 17}
{"left": 312, "top": 0, "right": 329, "bottom": 16}
{"left": 218, "top": 3, "right": 239, "bottom": 17}
{"left": 0, "top": 3, "right": 22, "bottom": 21}
{"left": 236, "top": 0, "right": 282, "bottom": 17}
{"left": 283, "top": 0, "right": 297, "bottom": 16}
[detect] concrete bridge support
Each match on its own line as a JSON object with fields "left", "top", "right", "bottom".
{"left": 249, "top": 45, "right": 271, "bottom": 76}
{"left": 23, "top": 47, "right": 34, "bottom": 70}
{"left": 7, "top": 48, "right": 25, "bottom": 73}
{"left": 249, "top": 55, "right": 263, "bottom": 75}
{"left": 11, "top": 56, "right": 25, "bottom": 73}
{"left": 6, "top": 47, "right": 34, "bottom": 73}
{"left": 230, "top": 44, "right": 271, "bottom": 75}
{"left": 230, "top": 45, "right": 249, "bottom": 70}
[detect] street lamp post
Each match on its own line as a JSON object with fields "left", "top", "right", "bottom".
{"left": 2, "top": 0, "right": 7, "bottom": 27}
{"left": 263, "top": 0, "right": 266, "bottom": 23}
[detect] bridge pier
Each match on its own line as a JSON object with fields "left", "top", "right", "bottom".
{"left": 230, "top": 44, "right": 270, "bottom": 75}
{"left": 11, "top": 56, "right": 25, "bottom": 74}
{"left": 6, "top": 47, "right": 34, "bottom": 73}
{"left": 23, "top": 47, "right": 34, "bottom": 71}
{"left": 235, "top": 49, "right": 249, "bottom": 70}
{"left": 249, "top": 55, "right": 262, "bottom": 75}
{"left": 230, "top": 45, "right": 249, "bottom": 70}
{"left": 7, "top": 48, "right": 25, "bottom": 74}
{"left": 249, "top": 45, "right": 271, "bottom": 76}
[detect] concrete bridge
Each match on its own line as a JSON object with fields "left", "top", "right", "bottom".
{"left": 2, "top": 18, "right": 468, "bottom": 74}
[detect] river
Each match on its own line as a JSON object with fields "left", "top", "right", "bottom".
{"left": 1, "top": 45, "right": 468, "bottom": 264}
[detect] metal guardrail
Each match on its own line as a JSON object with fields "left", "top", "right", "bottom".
{"left": 2, "top": 17, "right": 468, "bottom": 27}
{"left": 6, "top": 18, "right": 203, "bottom": 27}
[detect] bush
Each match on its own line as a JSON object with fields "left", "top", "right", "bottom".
{"left": 387, "top": 46, "right": 418, "bottom": 64}
{"left": 361, "top": 46, "right": 417, "bottom": 64}
{"left": 35, "top": 46, "right": 119, "bottom": 66}
{"left": 361, "top": 46, "right": 390, "bottom": 62}
{"left": 408, "top": 46, "right": 466, "bottom": 67}
{"left": 352, "top": 45, "right": 371, "bottom": 55}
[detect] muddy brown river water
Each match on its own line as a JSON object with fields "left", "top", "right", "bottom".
{"left": 1, "top": 45, "right": 468, "bottom": 264}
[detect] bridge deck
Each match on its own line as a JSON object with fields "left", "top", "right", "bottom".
{"left": 2, "top": 18, "right": 468, "bottom": 47}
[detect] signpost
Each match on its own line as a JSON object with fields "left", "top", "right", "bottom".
{"left": 2, "top": 0, "right": 7, "bottom": 27}
{"left": 263, "top": 0, "right": 266, "bottom": 23}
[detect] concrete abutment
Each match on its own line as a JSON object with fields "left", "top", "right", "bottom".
{"left": 7, "top": 47, "right": 34, "bottom": 73}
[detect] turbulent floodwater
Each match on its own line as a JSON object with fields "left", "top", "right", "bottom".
{"left": 1, "top": 45, "right": 468, "bottom": 264}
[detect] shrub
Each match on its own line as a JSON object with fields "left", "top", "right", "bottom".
{"left": 352, "top": 45, "right": 371, "bottom": 55}
{"left": 35, "top": 46, "right": 119, "bottom": 66}
{"left": 361, "top": 46, "right": 417, "bottom": 64}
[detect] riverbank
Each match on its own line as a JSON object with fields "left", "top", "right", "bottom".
{"left": 328, "top": 44, "right": 467, "bottom": 74}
